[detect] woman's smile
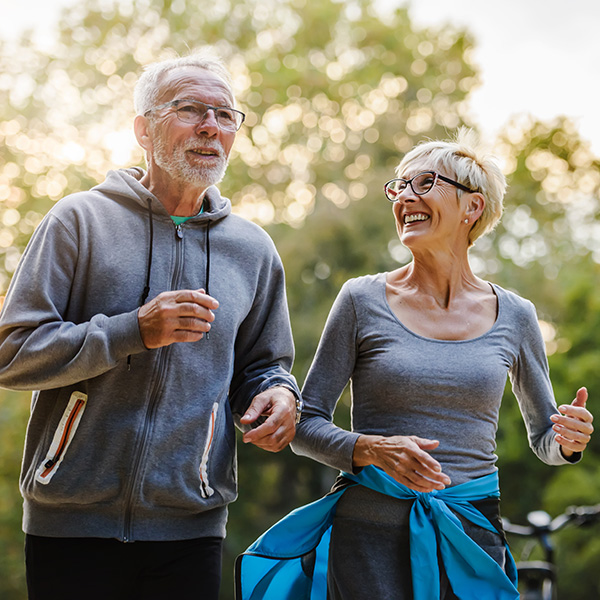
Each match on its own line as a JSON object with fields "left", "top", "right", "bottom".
{"left": 403, "top": 212, "right": 430, "bottom": 225}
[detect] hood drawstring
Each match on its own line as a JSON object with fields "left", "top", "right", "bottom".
{"left": 205, "top": 221, "right": 211, "bottom": 296}
{"left": 128, "top": 198, "right": 155, "bottom": 370}
{"left": 204, "top": 221, "right": 211, "bottom": 339}
{"left": 140, "top": 198, "right": 154, "bottom": 307}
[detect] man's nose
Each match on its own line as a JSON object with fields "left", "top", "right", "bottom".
{"left": 195, "top": 109, "right": 219, "bottom": 135}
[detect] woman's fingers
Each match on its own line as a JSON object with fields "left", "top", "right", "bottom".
{"left": 551, "top": 387, "right": 594, "bottom": 453}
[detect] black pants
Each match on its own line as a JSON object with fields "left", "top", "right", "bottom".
{"left": 25, "top": 534, "right": 223, "bottom": 600}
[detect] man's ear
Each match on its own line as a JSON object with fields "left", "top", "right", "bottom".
{"left": 134, "top": 115, "right": 153, "bottom": 153}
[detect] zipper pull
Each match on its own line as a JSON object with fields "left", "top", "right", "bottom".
{"left": 175, "top": 224, "right": 183, "bottom": 239}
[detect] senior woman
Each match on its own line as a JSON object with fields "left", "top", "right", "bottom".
{"left": 235, "top": 131, "right": 594, "bottom": 600}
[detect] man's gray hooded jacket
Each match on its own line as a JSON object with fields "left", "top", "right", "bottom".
{"left": 0, "top": 167, "right": 299, "bottom": 542}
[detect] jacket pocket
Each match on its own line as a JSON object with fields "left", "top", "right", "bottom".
{"left": 35, "top": 391, "right": 87, "bottom": 485}
{"left": 198, "top": 402, "right": 218, "bottom": 498}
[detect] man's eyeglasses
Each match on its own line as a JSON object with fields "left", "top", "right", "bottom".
{"left": 384, "top": 171, "right": 476, "bottom": 202}
{"left": 144, "top": 98, "right": 246, "bottom": 132}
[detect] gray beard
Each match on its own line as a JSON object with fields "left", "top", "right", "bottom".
{"left": 152, "top": 136, "right": 228, "bottom": 188}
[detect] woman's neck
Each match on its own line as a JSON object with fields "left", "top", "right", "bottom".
{"left": 394, "top": 251, "right": 481, "bottom": 309}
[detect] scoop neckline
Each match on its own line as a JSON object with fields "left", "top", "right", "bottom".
{"left": 379, "top": 272, "right": 502, "bottom": 344}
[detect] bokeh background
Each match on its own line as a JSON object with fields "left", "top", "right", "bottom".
{"left": 1, "top": 0, "right": 599, "bottom": 598}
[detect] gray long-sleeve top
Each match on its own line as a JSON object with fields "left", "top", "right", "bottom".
{"left": 292, "top": 273, "right": 574, "bottom": 485}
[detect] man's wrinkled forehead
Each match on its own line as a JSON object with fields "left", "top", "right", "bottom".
{"left": 156, "top": 66, "right": 234, "bottom": 106}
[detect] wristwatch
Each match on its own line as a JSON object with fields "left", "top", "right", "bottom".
{"left": 276, "top": 384, "right": 303, "bottom": 424}
{"left": 294, "top": 395, "right": 304, "bottom": 424}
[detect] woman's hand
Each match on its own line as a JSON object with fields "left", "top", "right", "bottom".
{"left": 353, "top": 434, "right": 451, "bottom": 492}
{"left": 551, "top": 387, "right": 594, "bottom": 457}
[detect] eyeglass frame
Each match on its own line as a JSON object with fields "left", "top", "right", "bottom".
{"left": 384, "top": 171, "right": 476, "bottom": 202}
{"left": 144, "top": 98, "right": 246, "bottom": 132}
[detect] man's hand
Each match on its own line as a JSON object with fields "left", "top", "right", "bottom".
{"left": 138, "top": 289, "right": 219, "bottom": 349}
{"left": 551, "top": 387, "right": 594, "bottom": 457}
{"left": 240, "top": 387, "right": 297, "bottom": 452}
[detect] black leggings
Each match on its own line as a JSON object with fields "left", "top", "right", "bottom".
{"left": 25, "top": 534, "right": 223, "bottom": 600}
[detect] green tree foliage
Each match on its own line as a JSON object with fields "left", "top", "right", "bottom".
{"left": 0, "top": 0, "right": 477, "bottom": 291}
{"left": 1, "top": 1, "right": 599, "bottom": 598}
{"left": 0, "top": 390, "right": 28, "bottom": 600}
{"left": 482, "top": 122, "right": 600, "bottom": 599}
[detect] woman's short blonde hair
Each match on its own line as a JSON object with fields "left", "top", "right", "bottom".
{"left": 395, "top": 128, "right": 507, "bottom": 246}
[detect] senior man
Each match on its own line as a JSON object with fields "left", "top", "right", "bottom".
{"left": 0, "top": 50, "right": 300, "bottom": 600}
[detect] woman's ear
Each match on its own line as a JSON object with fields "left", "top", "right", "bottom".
{"left": 134, "top": 115, "right": 153, "bottom": 153}
{"left": 465, "top": 192, "right": 485, "bottom": 222}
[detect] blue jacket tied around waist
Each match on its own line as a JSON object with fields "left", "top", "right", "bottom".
{"left": 235, "top": 466, "right": 518, "bottom": 599}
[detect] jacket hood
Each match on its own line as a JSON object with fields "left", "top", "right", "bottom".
{"left": 92, "top": 167, "right": 232, "bottom": 223}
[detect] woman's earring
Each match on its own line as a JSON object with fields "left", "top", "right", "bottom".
{"left": 464, "top": 218, "right": 469, "bottom": 224}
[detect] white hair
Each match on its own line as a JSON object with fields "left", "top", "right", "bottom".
{"left": 396, "top": 128, "right": 507, "bottom": 246}
{"left": 134, "top": 48, "right": 234, "bottom": 115}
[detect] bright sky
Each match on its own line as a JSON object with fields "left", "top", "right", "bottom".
{"left": 2, "top": 0, "right": 600, "bottom": 155}
{"left": 395, "top": 0, "right": 600, "bottom": 156}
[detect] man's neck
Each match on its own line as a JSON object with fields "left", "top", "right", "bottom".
{"left": 139, "top": 169, "right": 208, "bottom": 217}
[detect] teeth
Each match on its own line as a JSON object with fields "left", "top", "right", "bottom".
{"left": 404, "top": 213, "right": 429, "bottom": 224}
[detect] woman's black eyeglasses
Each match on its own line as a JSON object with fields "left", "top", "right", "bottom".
{"left": 384, "top": 171, "right": 476, "bottom": 202}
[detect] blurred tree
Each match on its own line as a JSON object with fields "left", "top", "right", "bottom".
{"left": 1, "top": 0, "right": 599, "bottom": 598}
{"left": 0, "top": 390, "right": 28, "bottom": 600}
{"left": 0, "top": 0, "right": 477, "bottom": 291}
{"left": 0, "top": 1, "right": 477, "bottom": 597}
{"left": 489, "top": 120, "right": 600, "bottom": 523}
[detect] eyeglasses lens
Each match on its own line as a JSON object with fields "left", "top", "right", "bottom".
{"left": 176, "top": 102, "right": 241, "bottom": 131}
{"left": 386, "top": 172, "right": 437, "bottom": 201}
{"left": 411, "top": 173, "right": 435, "bottom": 194}
{"left": 386, "top": 181, "right": 406, "bottom": 200}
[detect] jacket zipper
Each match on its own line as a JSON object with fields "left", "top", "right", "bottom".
{"left": 36, "top": 392, "right": 88, "bottom": 484}
{"left": 40, "top": 399, "right": 85, "bottom": 476}
{"left": 199, "top": 402, "right": 218, "bottom": 498}
{"left": 121, "top": 222, "right": 185, "bottom": 542}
